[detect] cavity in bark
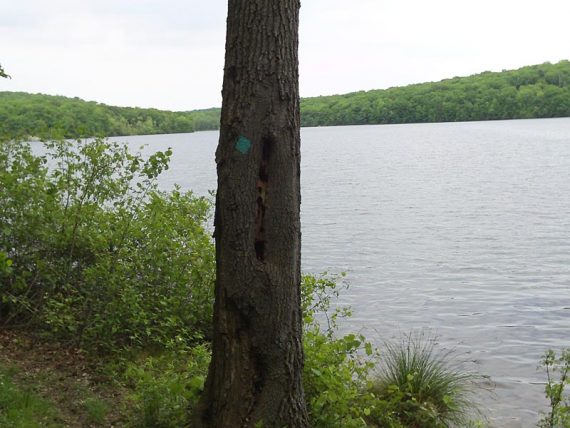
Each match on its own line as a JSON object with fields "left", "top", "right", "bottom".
{"left": 254, "top": 137, "right": 273, "bottom": 261}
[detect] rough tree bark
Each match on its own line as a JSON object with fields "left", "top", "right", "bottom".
{"left": 192, "top": 1, "right": 309, "bottom": 427}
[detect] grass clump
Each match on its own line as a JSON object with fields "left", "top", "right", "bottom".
{"left": 370, "top": 333, "right": 481, "bottom": 427}
{"left": 301, "top": 275, "right": 483, "bottom": 428}
{"left": 83, "top": 397, "right": 109, "bottom": 426}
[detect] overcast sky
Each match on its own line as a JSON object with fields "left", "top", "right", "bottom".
{"left": 1, "top": 0, "right": 568, "bottom": 111}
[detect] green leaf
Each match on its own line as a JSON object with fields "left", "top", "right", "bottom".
{"left": 311, "top": 368, "right": 322, "bottom": 377}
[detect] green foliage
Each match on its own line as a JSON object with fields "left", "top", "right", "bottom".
{"left": 0, "top": 366, "right": 60, "bottom": 427}
{"left": 539, "top": 349, "right": 570, "bottom": 428}
{"left": 119, "top": 273, "right": 382, "bottom": 428}
{"left": 301, "top": 60, "right": 570, "bottom": 126}
{"left": 119, "top": 274, "right": 380, "bottom": 428}
{"left": 301, "top": 276, "right": 482, "bottom": 428}
{"left": 369, "top": 333, "right": 481, "bottom": 428}
{"left": 2, "top": 60, "right": 569, "bottom": 140}
{"left": 0, "top": 92, "right": 220, "bottom": 139}
{"left": 123, "top": 344, "right": 210, "bottom": 428}
{"left": 83, "top": 397, "right": 109, "bottom": 426}
{"left": 0, "top": 64, "right": 9, "bottom": 79}
{"left": 0, "top": 135, "right": 484, "bottom": 426}
{"left": 301, "top": 274, "right": 377, "bottom": 427}
{"left": 0, "top": 138, "right": 215, "bottom": 352}
{"left": 0, "top": 251, "right": 12, "bottom": 276}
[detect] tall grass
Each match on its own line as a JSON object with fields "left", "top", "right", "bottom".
{"left": 0, "top": 367, "right": 61, "bottom": 427}
{"left": 370, "top": 333, "right": 482, "bottom": 427}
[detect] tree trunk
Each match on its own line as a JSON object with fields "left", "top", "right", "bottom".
{"left": 192, "top": 1, "right": 309, "bottom": 427}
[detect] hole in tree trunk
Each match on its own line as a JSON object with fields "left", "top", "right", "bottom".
{"left": 254, "top": 136, "right": 274, "bottom": 261}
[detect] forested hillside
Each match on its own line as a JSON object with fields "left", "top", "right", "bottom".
{"left": 301, "top": 60, "right": 570, "bottom": 126}
{"left": 1, "top": 61, "right": 569, "bottom": 139}
{"left": 0, "top": 92, "right": 219, "bottom": 138}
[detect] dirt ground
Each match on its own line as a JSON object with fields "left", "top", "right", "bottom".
{"left": 0, "top": 329, "right": 129, "bottom": 427}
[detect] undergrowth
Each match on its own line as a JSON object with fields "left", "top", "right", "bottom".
{"left": 0, "top": 366, "right": 61, "bottom": 427}
{"left": 1, "top": 138, "right": 487, "bottom": 427}
{"left": 0, "top": 138, "right": 214, "bottom": 352}
{"left": 539, "top": 349, "right": 570, "bottom": 428}
{"left": 370, "top": 333, "right": 482, "bottom": 427}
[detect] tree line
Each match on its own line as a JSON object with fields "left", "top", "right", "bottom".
{"left": 301, "top": 60, "right": 570, "bottom": 126}
{"left": 0, "top": 92, "right": 220, "bottom": 139}
{"left": 1, "top": 60, "right": 569, "bottom": 139}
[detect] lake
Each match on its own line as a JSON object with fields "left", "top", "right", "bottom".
{"left": 113, "top": 118, "right": 570, "bottom": 427}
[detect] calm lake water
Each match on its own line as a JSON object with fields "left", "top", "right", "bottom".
{"left": 113, "top": 118, "right": 570, "bottom": 427}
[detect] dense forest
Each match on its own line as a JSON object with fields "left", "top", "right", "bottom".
{"left": 0, "top": 92, "right": 220, "bottom": 139}
{"left": 300, "top": 60, "right": 570, "bottom": 126}
{"left": 1, "top": 60, "right": 569, "bottom": 139}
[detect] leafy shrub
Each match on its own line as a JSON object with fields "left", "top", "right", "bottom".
{"left": 539, "top": 349, "right": 570, "bottom": 428}
{"left": 0, "top": 251, "right": 11, "bottom": 276}
{"left": 0, "top": 138, "right": 214, "bottom": 352}
{"left": 301, "top": 274, "right": 377, "bottom": 427}
{"left": 124, "top": 344, "right": 210, "bottom": 428}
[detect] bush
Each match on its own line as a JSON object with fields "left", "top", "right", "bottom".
{"left": 0, "top": 251, "right": 11, "bottom": 276}
{"left": 0, "top": 138, "right": 214, "bottom": 352}
{"left": 124, "top": 344, "right": 210, "bottom": 428}
{"left": 301, "top": 274, "right": 377, "bottom": 427}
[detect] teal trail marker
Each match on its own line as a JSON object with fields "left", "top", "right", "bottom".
{"left": 235, "top": 135, "right": 252, "bottom": 154}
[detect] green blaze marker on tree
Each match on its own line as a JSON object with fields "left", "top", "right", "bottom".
{"left": 235, "top": 135, "right": 252, "bottom": 154}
